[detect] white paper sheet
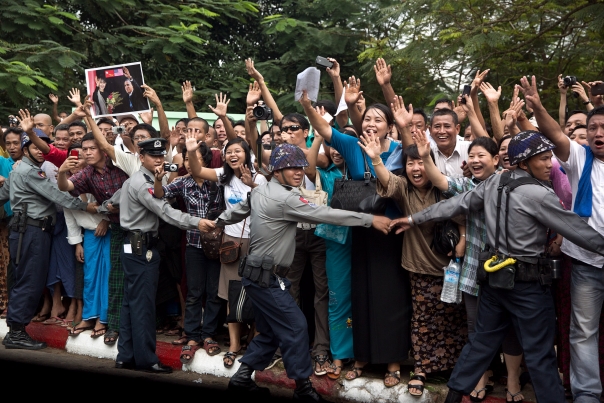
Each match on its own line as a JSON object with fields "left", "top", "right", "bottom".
{"left": 335, "top": 87, "right": 348, "bottom": 115}
{"left": 294, "top": 67, "right": 321, "bottom": 102}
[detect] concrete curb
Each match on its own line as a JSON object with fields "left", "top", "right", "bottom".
{"left": 0, "top": 320, "right": 507, "bottom": 402}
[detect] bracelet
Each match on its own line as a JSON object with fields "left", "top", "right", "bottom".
{"left": 371, "top": 160, "right": 383, "bottom": 166}
{"left": 584, "top": 100, "right": 592, "bottom": 105}
{"left": 407, "top": 215, "right": 414, "bottom": 227}
{"left": 460, "top": 234, "right": 466, "bottom": 238}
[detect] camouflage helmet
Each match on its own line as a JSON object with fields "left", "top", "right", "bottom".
{"left": 508, "top": 130, "right": 555, "bottom": 166}
{"left": 268, "top": 144, "right": 309, "bottom": 172}
{"left": 21, "top": 128, "right": 51, "bottom": 150}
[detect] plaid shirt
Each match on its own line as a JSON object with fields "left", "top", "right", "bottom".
{"left": 69, "top": 164, "right": 129, "bottom": 223}
{"left": 443, "top": 175, "right": 485, "bottom": 296}
{"left": 162, "top": 175, "right": 221, "bottom": 248}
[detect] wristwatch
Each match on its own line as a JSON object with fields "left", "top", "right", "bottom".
{"left": 584, "top": 100, "right": 592, "bottom": 105}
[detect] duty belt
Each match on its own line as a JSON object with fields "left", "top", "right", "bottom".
{"left": 297, "top": 223, "right": 316, "bottom": 230}
{"left": 127, "top": 230, "right": 159, "bottom": 247}
{"left": 514, "top": 260, "right": 552, "bottom": 284}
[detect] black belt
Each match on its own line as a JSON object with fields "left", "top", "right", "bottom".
{"left": 26, "top": 218, "right": 48, "bottom": 228}
{"left": 514, "top": 260, "right": 550, "bottom": 283}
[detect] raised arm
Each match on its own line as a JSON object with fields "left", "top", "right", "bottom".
{"left": 49, "top": 94, "right": 61, "bottom": 124}
{"left": 245, "top": 58, "right": 283, "bottom": 125}
{"left": 374, "top": 58, "right": 396, "bottom": 107}
{"left": 245, "top": 81, "right": 262, "bottom": 147}
{"left": 557, "top": 75, "right": 568, "bottom": 128}
{"left": 304, "top": 131, "right": 323, "bottom": 183}
{"left": 571, "top": 82, "right": 594, "bottom": 112}
{"left": 79, "top": 97, "right": 116, "bottom": 162}
{"left": 480, "top": 82, "right": 504, "bottom": 142}
{"left": 185, "top": 130, "right": 219, "bottom": 183}
{"left": 57, "top": 156, "right": 78, "bottom": 191}
{"left": 326, "top": 58, "right": 348, "bottom": 128}
{"left": 460, "top": 94, "right": 489, "bottom": 139}
{"left": 390, "top": 95, "right": 414, "bottom": 149}
{"left": 142, "top": 84, "right": 169, "bottom": 140}
{"left": 358, "top": 132, "right": 390, "bottom": 190}
{"left": 182, "top": 81, "right": 198, "bottom": 118}
{"left": 519, "top": 76, "right": 570, "bottom": 161}
{"left": 413, "top": 129, "right": 448, "bottom": 191}
{"left": 208, "top": 93, "right": 237, "bottom": 141}
{"left": 299, "top": 90, "right": 334, "bottom": 143}
{"left": 16, "top": 109, "right": 50, "bottom": 154}
{"left": 470, "top": 69, "right": 489, "bottom": 130}
{"left": 344, "top": 76, "right": 364, "bottom": 134}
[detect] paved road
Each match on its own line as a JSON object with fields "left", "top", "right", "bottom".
{"left": 0, "top": 346, "right": 294, "bottom": 401}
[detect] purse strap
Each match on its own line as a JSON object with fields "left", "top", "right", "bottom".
{"left": 360, "top": 148, "right": 374, "bottom": 184}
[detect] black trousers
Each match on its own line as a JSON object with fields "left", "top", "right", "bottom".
{"left": 117, "top": 242, "right": 160, "bottom": 368}
{"left": 7, "top": 226, "right": 52, "bottom": 326}
{"left": 448, "top": 281, "right": 565, "bottom": 403}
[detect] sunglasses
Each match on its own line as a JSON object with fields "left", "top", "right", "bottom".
{"left": 281, "top": 125, "right": 301, "bottom": 132}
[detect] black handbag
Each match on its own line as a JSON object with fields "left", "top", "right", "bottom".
{"left": 226, "top": 280, "right": 255, "bottom": 324}
{"left": 330, "top": 152, "right": 387, "bottom": 215}
{"left": 431, "top": 191, "right": 460, "bottom": 256}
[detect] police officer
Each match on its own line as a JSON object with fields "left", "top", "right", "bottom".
{"left": 0, "top": 129, "right": 98, "bottom": 350}
{"left": 198, "top": 144, "right": 391, "bottom": 402}
{"left": 390, "top": 131, "right": 604, "bottom": 403}
{"left": 115, "top": 138, "right": 207, "bottom": 373}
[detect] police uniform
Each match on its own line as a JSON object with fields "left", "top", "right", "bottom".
{"left": 219, "top": 144, "right": 376, "bottom": 401}
{"left": 0, "top": 131, "right": 91, "bottom": 349}
{"left": 411, "top": 132, "right": 604, "bottom": 403}
{"left": 116, "top": 138, "right": 201, "bottom": 372}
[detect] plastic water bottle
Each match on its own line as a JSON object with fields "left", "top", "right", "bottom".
{"left": 441, "top": 258, "right": 462, "bottom": 304}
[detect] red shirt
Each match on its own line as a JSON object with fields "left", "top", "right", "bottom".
{"left": 44, "top": 144, "right": 68, "bottom": 167}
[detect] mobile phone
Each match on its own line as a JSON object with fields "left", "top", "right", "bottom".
{"left": 315, "top": 56, "right": 333, "bottom": 69}
{"left": 460, "top": 85, "right": 472, "bottom": 104}
{"left": 70, "top": 150, "right": 79, "bottom": 159}
{"left": 591, "top": 82, "right": 604, "bottom": 96}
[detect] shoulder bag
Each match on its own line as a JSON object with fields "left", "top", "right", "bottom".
{"left": 219, "top": 218, "right": 246, "bottom": 264}
{"left": 298, "top": 173, "right": 328, "bottom": 206}
{"left": 431, "top": 190, "right": 461, "bottom": 256}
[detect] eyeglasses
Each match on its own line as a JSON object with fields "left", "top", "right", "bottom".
{"left": 133, "top": 136, "right": 149, "bottom": 141}
{"left": 35, "top": 123, "right": 50, "bottom": 128}
{"left": 281, "top": 125, "right": 301, "bottom": 132}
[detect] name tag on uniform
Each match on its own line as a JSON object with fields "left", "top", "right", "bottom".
{"left": 124, "top": 244, "right": 132, "bottom": 254}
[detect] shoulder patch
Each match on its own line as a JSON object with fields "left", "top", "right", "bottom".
{"left": 148, "top": 188, "right": 154, "bottom": 196}
{"left": 299, "top": 196, "right": 317, "bottom": 208}
{"left": 38, "top": 171, "right": 46, "bottom": 178}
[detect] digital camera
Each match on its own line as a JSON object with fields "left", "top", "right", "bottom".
{"left": 563, "top": 76, "right": 577, "bottom": 88}
{"left": 253, "top": 103, "right": 273, "bottom": 120}
{"left": 163, "top": 163, "right": 178, "bottom": 172}
{"left": 112, "top": 126, "right": 126, "bottom": 135}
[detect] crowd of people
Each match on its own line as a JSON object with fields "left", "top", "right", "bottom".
{"left": 1, "top": 56, "right": 604, "bottom": 403}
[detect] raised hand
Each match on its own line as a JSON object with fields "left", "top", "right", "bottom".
{"left": 357, "top": 132, "right": 381, "bottom": 160}
{"left": 122, "top": 66, "right": 132, "bottom": 79}
{"left": 518, "top": 76, "right": 542, "bottom": 111}
{"left": 245, "top": 58, "right": 264, "bottom": 83}
{"left": 471, "top": 69, "right": 490, "bottom": 91}
{"left": 58, "top": 155, "right": 77, "bottom": 174}
{"left": 139, "top": 108, "right": 154, "bottom": 125}
{"left": 142, "top": 84, "right": 161, "bottom": 106}
{"left": 154, "top": 166, "right": 167, "bottom": 182}
{"left": 453, "top": 96, "right": 467, "bottom": 122}
{"left": 49, "top": 94, "right": 59, "bottom": 104}
{"left": 185, "top": 129, "right": 201, "bottom": 152}
{"left": 208, "top": 93, "right": 230, "bottom": 118}
{"left": 240, "top": 164, "right": 254, "bottom": 187}
{"left": 571, "top": 83, "right": 589, "bottom": 103}
{"left": 245, "top": 105, "right": 257, "bottom": 123}
{"left": 558, "top": 74, "right": 568, "bottom": 95}
{"left": 459, "top": 94, "right": 474, "bottom": 113}
{"left": 480, "top": 82, "right": 501, "bottom": 104}
{"left": 356, "top": 94, "right": 366, "bottom": 113}
{"left": 246, "top": 81, "right": 262, "bottom": 106}
{"left": 67, "top": 88, "right": 82, "bottom": 106}
{"left": 299, "top": 90, "right": 313, "bottom": 110}
{"left": 182, "top": 80, "right": 194, "bottom": 104}
{"left": 17, "top": 109, "right": 34, "bottom": 133}
{"left": 169, "top": 126, "right": 181, "bottom": 148}
{"left": 373, "top": 58, "right": 392, "bottom": 86}
{"left": 344, "top": 76, "right": 363, "bottom": 105}
{"left": 325, "top": 58, "right": 340, "bottom": 78}
{"left": 390, "top": 95, "right": 413, "bottom": 127}
{"left": 412, "top": 129, "right": 431, "bottom": 159}
{"left": 371, "top": 216, "right": 391, "bottom": 235}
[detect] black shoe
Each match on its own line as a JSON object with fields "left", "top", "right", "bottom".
{"left": 444, "top": 389, "right": 464, "bottom": 403}
{"left": 228, "top": 363, "right": 270, "bottom": 396}
{"left": 293, "top": 379, "right": 327, "bottom": 402}
{"left": 115, "top": 361, "right": 136, "bottom": 370}
{"left": 4, "top": 327, "right": 46, "bottom": 350}
{"left": 138, "top": 363, "right": 173, "bottom": 374}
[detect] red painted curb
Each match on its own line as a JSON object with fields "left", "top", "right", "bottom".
{"left": 462, "top": 397, "right": 506, "bottom": 402}
{"left": 255, "top": 366, "right": 338, "bottom": 395}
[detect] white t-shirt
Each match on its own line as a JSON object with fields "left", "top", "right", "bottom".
{"left": 558, "top": 140, "right": 604, "bottom": 267}
{"left": 430, "top": 138, "right": 471, "bottom": 178}
{"left": 112, "top": 144, "right": 140, "bottom": 177}
{"left": 215, "top": 167, "right": 267, "bottom": 238}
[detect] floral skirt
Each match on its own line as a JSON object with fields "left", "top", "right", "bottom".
{"left": 409, "top": 271, "right": 468, "bottom": 374}
{"left": 0, "top": 221, "right": 9, "bottom": 311}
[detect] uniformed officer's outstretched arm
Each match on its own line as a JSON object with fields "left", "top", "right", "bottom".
{"left": 136, "top": 185, "right": 201, "bottom": 230}
{"left": 27, "top": 171, "right": 96, "bottom": 213}
{"left": 531, "top": 191, "right": 604, "bottom": 259}
{"left": 216, "top": 195, "right": 250, "bottom": 226}
{"left": 0, "top": 175, "right": 10, "bottom": 205}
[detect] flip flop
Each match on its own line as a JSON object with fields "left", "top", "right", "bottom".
{"left": 42, "top": 316, "right": 64, "bottom": 326}
{"left": 69, "top": 325, "right": 95, "bottom": 336}
{"left": 91, "top": 326, "right": 108, "bottom": 338}
{"left": 31, "top": 313, "right": 50, "bottom": 323}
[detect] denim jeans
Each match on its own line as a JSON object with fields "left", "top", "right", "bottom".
{"left": 570, "top": 261, "right": 604, "bottom": 402}
{"left": 184, "top": 246, "right": 223, "bottom": 343}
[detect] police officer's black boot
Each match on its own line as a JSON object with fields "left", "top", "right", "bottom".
{"left": 227, "top": 363, "right": 270, "bottom": 396}
{"left": 443, "top": 388, "right": 464, "bottom": 403}
{"left": 293, "top": 378, "right": 327, "bottom": 402}
{"left": 4, "top": 323, "right": 47, "bottom": 350}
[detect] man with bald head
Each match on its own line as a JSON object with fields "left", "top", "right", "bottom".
{"left": 33, "top": 114, "right": 54, "bottom": 140}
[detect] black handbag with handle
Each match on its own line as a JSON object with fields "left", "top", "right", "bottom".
{"left": 431, "top": 191, "right": 461, "bottom": 256}
{"left": 330, "top": 152, "right": 387, "bottom": 215}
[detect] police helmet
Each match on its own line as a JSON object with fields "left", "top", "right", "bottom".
{"left": 268, "top": 144, "right": 309, "bottom": 172}
{"left": 507, "top": 130, "right": 555, "bottom": 166}
{"left": 21, "top": 128, "right": 51, "bottom": 150}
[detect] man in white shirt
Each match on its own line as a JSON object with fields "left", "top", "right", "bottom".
{"left": 428, "top": 109, "right": 471, "bottom": 178}
{"left": 521, "top": 76, "right": 604, "bottom": 403}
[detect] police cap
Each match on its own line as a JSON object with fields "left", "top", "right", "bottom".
{"left": 138, "top": 138, "right": 167, "bottom": 156}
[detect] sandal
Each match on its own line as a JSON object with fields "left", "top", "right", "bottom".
{"left": 384, "top": 370, "right": 401, "bottom": 388}
{"left": 344, "top": 364, "right": 364, "bottom": 381}
{"left": 180, "top": 344, "right": 200, "bottom": 365}
{"left": 313, "top": 354, "right": 332, "bottom": 376}
{"left": 91, "top": 326, "right": 108, "bottom": 338}
{"left": 408, "top": 374, "right": 426, "bottom": 397}
{"left": 223, "top": 350, "right": 240, "bottom": 368}
{"left": 69, "top": 324, "right": 95, "bottom": 336}
{"left": 327, "top": 364, "right": 343, "bottom": 380}
{"left": 104, "top": 329, "right": 119, "bottom": 346}
{"left": 506, "top": 389, "right": 524, "bottom": 402}
{"left": 42, "top": 316, "right": 64, "bottom": 326}
{"left": 203, "top": 339, "right": 221, "bottom": 356}
{"left": 172, "top": 333, "right": 188, "bottom": 346}
{"left": 470, "top": 384, "right": 493, "bottom": 402}
{"left": 165, "top": 326, "right": 183, "bottom": 336}
{"left": 31, "top": 312, "right": 50, "bottom": 322}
